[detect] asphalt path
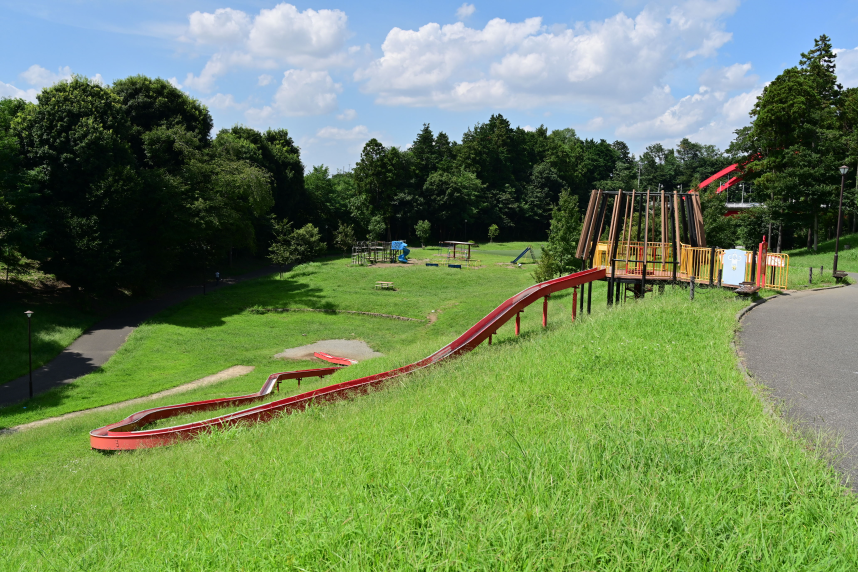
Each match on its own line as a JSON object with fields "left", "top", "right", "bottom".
{"left": 739, "top": 276, "right": 858, "bottom": 489}
{"left": 0, "top": 266, "right": 276, "bottom": 408}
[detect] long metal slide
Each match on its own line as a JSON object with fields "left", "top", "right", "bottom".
{"left": 90, "top": 268, "right": 605, "bottom": 451}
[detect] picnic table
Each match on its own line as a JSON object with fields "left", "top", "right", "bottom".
{"left": 375, "top": 281, "right": 394, "bottom": 290}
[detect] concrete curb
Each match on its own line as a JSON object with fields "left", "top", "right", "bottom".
{"left": 735, "top": 293, "right": 782, "bottom": 322}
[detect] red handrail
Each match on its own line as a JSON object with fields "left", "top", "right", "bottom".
{"left": 90, "top": 267, "right": 606, "bottom": 450}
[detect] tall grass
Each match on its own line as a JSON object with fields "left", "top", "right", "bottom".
{"left": 0, "top": 287, "right": 856, "bottom": 570}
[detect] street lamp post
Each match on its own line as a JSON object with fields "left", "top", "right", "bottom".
{"left": 24, "top": 310, "right": 33, "bottom": 399}
{"left": 834, "top": 165, "right": 849, "bottom": 276}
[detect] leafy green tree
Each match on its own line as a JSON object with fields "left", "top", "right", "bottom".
{"left": 487, "top": 224, "right": 499, "bottom": 243}
{"left": 0, "top": 98, "right": 37, "bottom": 281}
{"left": 215, "top": 126, "right": 307, "bottom": 226}
{"left": 741, "top": 37, "right": 844, "bottom": 250}
{"left": 423, "top": 170, "right": 480, "bottom": 239}
{"left": 544, "top": 189, "right": 582, "bottom": 274}
{"left": 268, "top": 217, "right": 294, "bottom": 278}
{"left": 354, "top": 138, "right": 405, "bottom": 239}
{"left": 12, "top": 76, "right": 146, "bottom": 291}
{"left": 415, "top": 219, "right": 431, "bottom": 247}
{"left": 531, "top": 246, "right": 558, "bottom": 283}
{"left": 333, "top": 221, "right": 355, "bottom": 255}
{"left": 289, "top": 223, "right": 325, "bottom": 262}
{"left": 367, "top": 215, "right": 386, "bottom": 241}
{"left": 112, "top": 75, "right": 213, "bottom": 164}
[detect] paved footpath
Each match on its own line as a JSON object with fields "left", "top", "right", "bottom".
{"left": 739, "top": 276, "right": 858, "bottom": 489}
{"left": 0, "top": 266, "right": 276, "bottom": 408}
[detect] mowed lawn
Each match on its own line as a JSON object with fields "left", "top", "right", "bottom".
{"left": 0, "top": 258, "right": 857, "bottom": 569}
{"left": 0, "top": 248, "right": 564, "bottom": 428}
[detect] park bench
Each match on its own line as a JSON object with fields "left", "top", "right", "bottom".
{"left": 833, "top": 270, "right": 849, "bottom": 280}
{"left": 375, "top": 281, "right": 394, "bottom": 290}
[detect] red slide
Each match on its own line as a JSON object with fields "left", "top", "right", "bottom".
{"left": 90, "top": 267, "right": 605, "bottom": 450}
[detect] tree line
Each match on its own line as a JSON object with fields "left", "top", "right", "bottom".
{"left": 3, "top": 35, "right": 853, "bottom": 293}
{"left": 733, "top": 35, "right": 858, "bottom": 252}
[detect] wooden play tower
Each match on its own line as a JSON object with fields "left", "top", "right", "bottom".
{"left": 576, "top": 189, "right": 790, "bottom": 298}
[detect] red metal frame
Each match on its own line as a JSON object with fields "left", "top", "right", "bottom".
{"left": 90, "top": 267, "right": 606, "bottom": 451}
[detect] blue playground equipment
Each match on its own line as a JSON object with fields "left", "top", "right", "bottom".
{"left": 391, "top": 241, "right": 410, "bottom": 263}
{"left": 511, "top": 245, "right": 537, "bottom": 264}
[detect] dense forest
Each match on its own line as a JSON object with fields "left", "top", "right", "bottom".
{"left": 1, "top": 35, "right": 857, "bottom": 293}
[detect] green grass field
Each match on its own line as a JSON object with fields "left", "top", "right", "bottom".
{"left": 1, "top": 246, "right": 857, "bottom": 569}
{"left": 0, "top": 245, "right": 557, "bottom": 429}
{"left": 0, "top": 295, "right": 102, "bottom": 385}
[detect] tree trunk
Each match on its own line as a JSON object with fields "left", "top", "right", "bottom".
{"left": 807, "top": 226, "right": 812, "bottom": 249}
{"left": 777, "top": 224, "right": 782, "bottom": 253}
{"left": 814, "top": 213, "right": 818, "bottom": 252}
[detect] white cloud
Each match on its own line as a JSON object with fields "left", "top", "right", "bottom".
{"left": 699, "top": 62, "right": 757, "bottom": 92}
{"left": 315, "top": 125, "right": 369, "bottom": 140}
{"left": 0, "top": 81, "right": 38, "bottom": 102}
{"left": 337, "top": 108, "right": 357, "bottom": 120}
{"left": 180, "top": 3, "right": 351, "bottom": 92}
{"left": 456, "top": 3, "right": 476, "bottom": 21}
{"left": 90, "top": 73, "right": 105, "bottom": 85}
{"left": 355, "top": 0, "right": 739, "bottom": 110}
{"left": 245, "top": 105, "right": 276, "bottom": 124}
{"left": 246, "top": 69, "right": 342, "bottom": 119}
{"left": 835, "top": 46, "right": 858, "bottom": 88}
{"left": 187, "top": 8, "right": 251, "bottom": 45}
{"left": 247, "top": 4, "right": 350, "bottom": 68}
{"left": 168, "top": 77, "right": 183, "bottom": 89}
{"left": 258, "top": 74, "right": 273, "bottom": 86}
{"left": 183, "top": 52, "right": 256, "bottom": 92}
{"left": 203, "top": 93, "right": 246, "bottom": 110}
{"left": 20, "top": 65, "right": 72, "bottom": 88}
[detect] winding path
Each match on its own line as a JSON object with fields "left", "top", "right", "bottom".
{"left": 739, "top": 277, "right": 858, "bottom": 489}
{"left": 0, "top": 266, "right": 277, "bottom": 408}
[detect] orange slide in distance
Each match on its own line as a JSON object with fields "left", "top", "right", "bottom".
{"left": 90, "top": 267, "right": 605, "bottom": 451}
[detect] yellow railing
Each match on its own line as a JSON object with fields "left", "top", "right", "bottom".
{"left": 595, "top": 241, "right": 790, "bottom": 290}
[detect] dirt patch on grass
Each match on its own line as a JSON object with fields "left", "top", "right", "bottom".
{"left": 4, "top": 365, "right": 255, "bottom": 434}
{"left": 274, "top": 339, "right": 384, "bottom": 362}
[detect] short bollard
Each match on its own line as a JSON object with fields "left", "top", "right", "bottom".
{"left": 690, "top": 276, "right": 695, "bottom": 301}
{"left": 809, "top": 267, "right": 813, "bottom": 284}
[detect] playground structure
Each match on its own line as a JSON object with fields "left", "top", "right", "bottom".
{"left": 440, "top": 241, "right": 476, "bottom": 260}
{"left": 577, "top": 189, "right": 789, "bottom": 298}
{"left": 90, "top": 267, "right": 605, "bottom": 450}
{"left": 351, "top": 241, "right": 410, "bottom": 265}
{"left": 391, "top": 241, "right": 410, "bottom": 263}
{"left": 512, "top": 246, "right": 537, "bottom": 264}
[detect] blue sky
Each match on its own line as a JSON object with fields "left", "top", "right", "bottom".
{"left": 3, "top": 0, "right": 858, "bottom": 170}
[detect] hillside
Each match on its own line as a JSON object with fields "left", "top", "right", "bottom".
{"left": 1, "top": 268, "right": 856, "bottom": 569}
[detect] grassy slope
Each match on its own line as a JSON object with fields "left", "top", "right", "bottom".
{"left": 0, "top": 296, "right": 102, "bottom": 385}
{"left": 781, "top": 231, "right": 858, "bottom": 288}
{"left": 0, "top": 246, "right": 559, "bottom": 428}
{"left": 1, "top": 286, "right": 856, "bottom": 570}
